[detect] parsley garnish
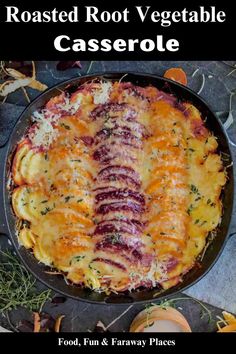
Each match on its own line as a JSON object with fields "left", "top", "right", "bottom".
{"left": 61, "top": 123, "right": 71, "bottom": 130}
{"left": 70, "top": 255, "right": 85, "bottom": 265}
{"left": 65, "top": 196, "right": 74, "bottom": 203}
{"left": 40, "top": 206, "right": 54, "bottom": 215}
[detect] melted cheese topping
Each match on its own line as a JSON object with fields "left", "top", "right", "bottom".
{"left": 11, "top": 81, "right": 227, "bottom": 293}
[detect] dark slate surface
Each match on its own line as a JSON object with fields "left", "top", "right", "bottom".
{"left": 0, "top": 61, "right": 236, "bottom": 332}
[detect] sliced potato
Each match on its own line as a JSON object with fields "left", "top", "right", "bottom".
{"left": 12, "top": 186, "right": 32, "bottom": 221}
{"left": 12, "top": 140, "right": 31, "bottom": 185}
{"left": 18, "top": 227, "right": 36, "bottom": 249}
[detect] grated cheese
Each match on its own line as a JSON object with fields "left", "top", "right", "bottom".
{"left": 56, "top": 95, "right": 81, "bottom": 114}
{"left": 29, "top": 110, "right": 60, "bottom": 149}
{"left": 92, "top": 82, "right": 112, "bottom": 104}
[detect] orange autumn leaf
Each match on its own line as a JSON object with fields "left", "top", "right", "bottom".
{"left": 217, "top": 311, "right": 236, "bottom": 332}
{"left": 54, "top": 315, "right": 65, "bottom": 332}
{"left": 33, "top": 312, "right": 41, "bottom": 333}
{"left": 164, "top": 68, "right": 188, "bottom": 86}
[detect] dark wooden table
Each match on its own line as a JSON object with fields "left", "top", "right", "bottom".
{"left": 0, "top": 61, "right": 236, "bottom": 332}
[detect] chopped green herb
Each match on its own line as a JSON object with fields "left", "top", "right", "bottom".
{"left": 40, "top": 206, "right": 54, "bottom": 216}
{"left": 64, "top": 196, "right": 74, "bottom": 203}
{"left": 77, "top": 199, "right": 83, "bottom": 203}
{"left": 109, "top": 233, "right": 121, "bottom": 244}
{"left": 195, "top": 219, "right": 200, "bottom": 224}
{"left": 190, "top": 184, "right": 199, "bottom": 194}
{"left": 41, "top": 200, "right": 48, "bottom": 204}
{"left": 187, "top": 204, "right": 194, "bottom": 215}
{"left": 70, "top": 255, "right": 85, "bottom": 265}
{"left": 60, "top": 123, "right": 71, "bottom": 130}
{"left": 200, "top": 220, "right": 207, "bottom": 226}
{"left": 0, "top": 250, "right": 51, "bottom": 313}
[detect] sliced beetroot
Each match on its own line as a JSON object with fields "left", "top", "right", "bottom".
{"left": 95, "top": 128, "right": 142, "bottom": 147}
{"left": 93, "top": 145, "right": 111, "bottom": 161}
{"left": 98, "top": 165, "right": 139, "bottom": 180}
{"left": 95, "top": 188, "right": 145, "bottom": 205}
{"left": 92, "top": 216, "right": 144, "bottom": 231}
{"left": 95, "top": 128, "right": 113, "bottom": 141}
{"left": 137, "top": 280, "right": 154, "bottom": 288}
{"left": 139, "top": 252, "right": 154, "bottom": 267}
{"left": 131, "top": 219, "right": 145, "bottom": 229}
{"left": 165, "top": 257, "right": 179, "bottom": 272}
{"left": 96, "top": 231, "right": 142, "bottom": 248}
{"left": 95, "top": 239, "right": 152, "bottom": 267}
{"left": 174, "top": 101, "right": 188, "bottom": 116}
{"left": 96, "top": 174, "right": 141, "bottom": 189}
{"left": 92, "top": 257, "right": 126, "bottom": 271}
{"left": 90, "top": 103, "right": 128, "bottom": 119}
{"left": 80, "top": 136, "right": 94, "bottom": 146}
{"left": 96, "top": 201, "right": 144, "bottom": 215}
{"left": 93, "top": 144, "right": 137, "bottom": 164}
{"left": 96, "top": 239, "right": 139, "bottom": 255}
{"left": 120, "top": 137, "right": 142, "bottom": 149}
{"left": 156, "top": 90, "right": 177, "bottom": 105}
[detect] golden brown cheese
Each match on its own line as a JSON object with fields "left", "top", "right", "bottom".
{"left": 11, "top": 81, "right": 227, "bottom": 293}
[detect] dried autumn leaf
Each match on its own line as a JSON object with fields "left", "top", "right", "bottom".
{"left": 0, "top": 78, "right": 33, "bottom": 96}
{"left": 164, "top": 67, "right": 188, "bottom": 86}
{"left": 217, "top": 311, "right": 236, "bottom": 332}
{"left": 6, "top": 68, "right": 48, "bottom": 91}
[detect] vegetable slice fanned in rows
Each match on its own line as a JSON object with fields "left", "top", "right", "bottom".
{"left": 11, "top": 80, "right": 227, "bottom": 293}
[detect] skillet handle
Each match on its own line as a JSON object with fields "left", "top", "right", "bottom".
{"left": 0, "top": 143, "right": 9, "bottom": 237}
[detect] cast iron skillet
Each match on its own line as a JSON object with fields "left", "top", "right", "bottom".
{"left": 0, "top": 72, "right": 235, "bottom": 304}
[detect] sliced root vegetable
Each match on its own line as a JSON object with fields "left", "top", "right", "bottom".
{"left": 164, "top": 68, "right": 188, "bottom": 86}
{"left": 54, "top": 315, "right": 65, "bottom": 332}
{"left": 33, "top": 312, "right": 41, "bottom": 333}
{"left": 218, "top": 324, "right": 236, "bottom": 332}
{"left": 217, "top": 311, "right": 236, "bottom": 332}
{"left": 130, "top": 306, "right": 191, "bottom": 332}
